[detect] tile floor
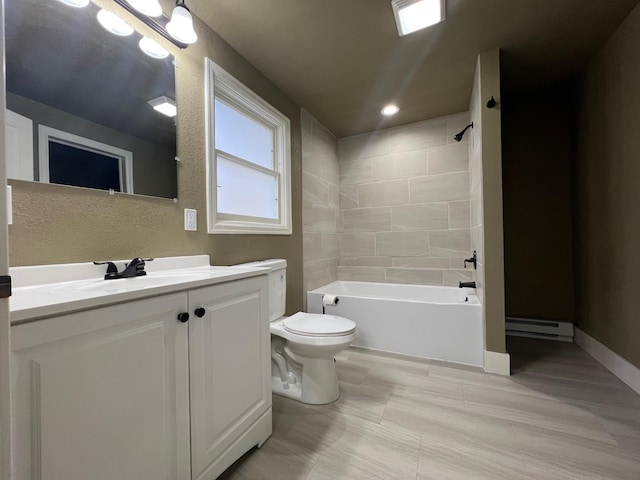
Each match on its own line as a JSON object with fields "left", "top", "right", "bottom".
{"left": 219, "top": 337, "right": 640, "bottom": 479}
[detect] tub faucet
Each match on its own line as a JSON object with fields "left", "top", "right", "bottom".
{"left": 464, "top": 251, "right": 477, "bottom": 270}
{"left": 459, "top": 281, "right": 477, "bottom": 289}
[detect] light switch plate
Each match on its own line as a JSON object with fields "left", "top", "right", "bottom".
{"left": 184, "top": 208, "right": 197, "bottom": 231}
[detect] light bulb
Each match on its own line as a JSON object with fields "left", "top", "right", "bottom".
{"left": 166, "top": 4, "right": 197, "bottom": 44}
{"left": 139, "top": 37, "right": 170, "bottom": 59}
{"left": 97, "top": 10, "right": 134, "bottom": 36}
{"left": 125, "top": 0, "right": 163, "bottom": 18}
{"left": 56, "top": 0, "right": 90, "bottom": 7}
{"left": 381, "top": 104, "right": 400, "bottom": 116}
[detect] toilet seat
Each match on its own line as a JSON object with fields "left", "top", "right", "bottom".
{"left": 282, "top": 312, "right": 356, "bottom": 337}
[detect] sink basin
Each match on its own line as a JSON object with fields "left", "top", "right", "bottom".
{"left": 50, "top": 271, "right": 215, "bottom": 295}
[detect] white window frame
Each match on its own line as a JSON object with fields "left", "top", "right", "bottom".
{"left": 205, "top": 58, "right": 291, "bottom": 235}
{"left": 38, "top": 125, "right": 134, "bottom": 194}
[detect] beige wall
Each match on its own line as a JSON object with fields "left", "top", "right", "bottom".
{"left": 470, "top": 50, "right": 506, "bottom": 354}
{"left": 336, "top": 113, "right": 474, "bottom": 286}
{"left": 574, "top": 3, "right": 640, "bottom": 368}
{"left": 7, "top": 0, "right": 304, "bottom": 314}
{"left": 502, "top": 85, "right": 574, "bottom": 322}
{"left": 301, "top": 110, "right": 340, "bottom": 299}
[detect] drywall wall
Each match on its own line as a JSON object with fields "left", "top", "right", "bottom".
{"left": 501, "top": 85, "right": 574, "bottom": 322}
{"left": 7, "top": 0, "right": 304, "bottom": 313}
{"left": 574, "top": 3, "right": 640, "bottom": 368}
{"left": 469, "top": 50, "right": 506, "bottom": 354}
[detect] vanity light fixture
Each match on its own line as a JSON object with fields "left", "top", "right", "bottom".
{"left": 391, "top": 0, "right": 446, "bottom": 37}
{"left": 381, "top": 104, "right": 400, "bottom": 116}
{"left": 56, "top": 0, "right": 90, "bottom": 7}
{"left": 148, "top": 96, "right": 177, "bottom": 117}
{"left": 97, "top": 9, "right": 134, "bottom": 36}
{"left": 113, "top": 0, "right": 196, "bottom": 49}
{"left": 139, "top": 37, "right": 170, "bottom": 59}
{"left": 125, "top": 0, "right": 163, "bottom": 18}
{"left": 166, "top": 1, "right": 198, "bottom": 45}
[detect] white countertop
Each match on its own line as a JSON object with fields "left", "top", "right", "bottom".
{"left": 10, "top": 255, "right": 269, "bottom": 324}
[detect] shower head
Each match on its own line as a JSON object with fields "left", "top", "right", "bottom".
{"left": 453, "top": 122, "right": 473, "bottom": 142}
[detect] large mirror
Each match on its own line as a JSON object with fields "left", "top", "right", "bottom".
{"left": 5, "top": 0, "right": 178, "bottom": 199}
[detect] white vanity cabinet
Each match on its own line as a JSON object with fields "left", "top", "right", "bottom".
{"left": 11, "top": 273, "right": 271, "bottom": 480}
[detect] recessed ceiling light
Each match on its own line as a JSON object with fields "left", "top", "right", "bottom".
{"left": 381, "top": 104, "right": 400, "bottom": 116}
{"left": 97, "top": 9, "right": 134, "bottom": 36}
{"left": 391, "top": 0, "right": 445, "bottom": 37}
{"left": 148, "top": 96, "right": 177, "bottom": 117}
{"left": 56, "top": 0, "right": 90, "bottom": 7}
{"left": 139, "top": 37, "right": 170, "bottom": 59}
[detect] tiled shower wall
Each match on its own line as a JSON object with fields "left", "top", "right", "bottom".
{"left": 337, "top": 113, "right": 475, "bottom": 286}
{"left": 301, "top": 110, "right": 340, "bottom": 297}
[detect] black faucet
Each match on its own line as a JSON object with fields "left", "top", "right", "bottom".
{"left": 94, "top": 258, "right": 154, "bottom": 280}
{"left": 459, "top": 281, "right": 477, "bottom": 288}
{"left": 464, "top": 251, "right": 477, "bottom": 270}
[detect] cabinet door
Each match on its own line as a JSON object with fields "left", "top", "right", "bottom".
{"left": 189, "top": 275, "right": 270, "bottom": 480}
{"left": 11, "top": 293, "right": 191, "bottom": 480}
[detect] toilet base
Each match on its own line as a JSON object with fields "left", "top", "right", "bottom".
{"left": 270, "top": 355, "right": 341, "bottom": 405}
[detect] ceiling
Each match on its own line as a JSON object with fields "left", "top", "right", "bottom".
{"left": 191, "top": 0, "right": 639, "bottom": 138}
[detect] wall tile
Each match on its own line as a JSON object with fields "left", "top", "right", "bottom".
{"left": 303, "top": 233, "right": 323, "bottom": 262}
{"left": 449, "top": 201, "right": 470, "bottom": 229}
{"left": 328, "top": 183, "right": 340, "bottom": 209}
{"left": 428, "top": 143, "right": 469, "bottom": 175}
{"left": 342, "top": 207, "right": 391, "bottom": 232}
{"left": 392, "top": 257, "right": 450, "bottom": 268}
{"left": 302, "top": 150, "right": 325, "bottom": 179}
{"left": 359, "top": 180, "right": 409, "bottom": 208}
{"left": 339, "top": 131, "right": 390, "bottom": 161}
{"left": 392, "top": 203, "right": 449, "bottom": 231}
{"left": 340, "top": 157, "right": 374, "bottom": 185}
{"left": 339, "top": 233, "right": 376, "bottom": 257}
{"left": 429, "top": 230, "right": 471, "bottom": 258}
{"left": 311, "top": 205, "right": 338, "bottom": 232}
{"left": 341, "top": 256, "right": 392, "bottom": 267}
{"left": 373, "top": 150, "right": 427, "bottom": 181}
{"left": 339, "top": 185, "right": 359, "bottom": 210}
{"left": 312, "top": 121, "right": 337, "bottom": 159}
{"left": 304, "top": 258, "right": 339, "bottom": 294}
{"left": 390, "top": 118, "right": 447, "bottom": 153}
{"left": 446, "top": 112, "right": 471, "bottom": 145}
{"left": 302, "top": 201, "right": 313, "bottom": 228}
{"left": 376, "top": 231, "right": 429, "bottom": 256}
{"left": 337, "top": 266, "right": 386, "bottom": 282}
{"left": 385, "top": 269, "right": 443, "bottom": 286}
{"left": 410, "top": 172, "right": 470, "bottom": 203}
{"left": 303, "top": 171, "right": 329, "bottom": 205}
{"left": 443, "top": 269, "right": 474, "bottom": 287}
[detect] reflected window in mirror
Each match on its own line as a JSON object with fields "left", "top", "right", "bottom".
{"left": 4, "top": 0, "right": 178, "bottom": 199}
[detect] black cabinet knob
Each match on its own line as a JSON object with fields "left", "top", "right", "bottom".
{"left": 194, "top": 307, "right": 206, "bottom": 318}
{"left": 177, "top": 312, "right": 190, "bottom": 323}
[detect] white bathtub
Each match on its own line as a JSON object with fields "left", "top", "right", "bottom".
{"left": 307, "top": 281, "right": 483, "bottom": 367}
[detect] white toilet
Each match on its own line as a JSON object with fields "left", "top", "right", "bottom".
{"left": 237, "top": 259, "right": 357, "bottom": 405}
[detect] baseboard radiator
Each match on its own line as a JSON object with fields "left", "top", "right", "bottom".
{"left": 506, "top": 317, "right": 574, "bottom": 342}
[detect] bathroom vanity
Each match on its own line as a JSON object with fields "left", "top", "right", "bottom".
{"left": 10, "top": 256, "right": 271, "bottom": 480}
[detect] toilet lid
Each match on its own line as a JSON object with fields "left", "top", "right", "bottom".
{"left": 282, "top": 312, "right": 356, "bottom": 337}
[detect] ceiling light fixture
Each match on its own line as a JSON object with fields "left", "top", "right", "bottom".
{"left": 391, "top": 0, "right": 446, "bottom": 37}
{"left": 97, "top": 9, "right": 134, "bottom": 36}
{"left": 148, "top": 96, "right": 177, "bottom": 117}
{"left": 381, "top": 104, "right": 400, "bottom": 116}
{"left": 139, "top": 37, "right": 170, "bottom": 59}
{"left": 125, "top": 0, "right": 163, "bottom": 18}
{"left": 166, "top": 1, "right": 198, "bottom": 45}
{"left": 113, "top": 0, "right": 196, "bottom": 49}
{"left": 56, "top": 0, "right": 90, "bottom": 7}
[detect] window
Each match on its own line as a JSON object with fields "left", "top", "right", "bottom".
{"left": 38, "top": 125, "right": 133, "bottom": 193}
{"left": 205, "top": 59, "right": 291, "bottom": 234}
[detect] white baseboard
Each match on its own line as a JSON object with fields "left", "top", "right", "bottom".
{"left": 574, "top": 327, "right": 640, "bottom": 395}
{"left": 484, "top": 350, "right": 511, "bottom": 376}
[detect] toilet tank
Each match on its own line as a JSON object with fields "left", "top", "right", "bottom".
{"left": 235, "top": 259, "right": 287, "bottom": 321}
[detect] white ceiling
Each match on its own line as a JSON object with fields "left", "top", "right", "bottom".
{"left": 191, "top": 0, "right": 639, "bottom": 138}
